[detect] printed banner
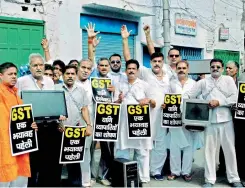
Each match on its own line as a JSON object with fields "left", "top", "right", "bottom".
{"left": 91, "top": 77, "right": 112, "bottom": 103}
{"left": 10, "top": 104, "right": 38, "bottom": 156}
{"left": 235, "top": 82, "right": 245, "bottom": 119}
{"left": 93, "top": 103, "right": 121, "bottom": 142}
{"left": 127, "top": 104, "right": 151, "bottom": 139}
{"left": 162, "top": 94, "right": 182, "bottom": 128}
{"left": 59, "top": 125, "right": 86, "bottom": 164}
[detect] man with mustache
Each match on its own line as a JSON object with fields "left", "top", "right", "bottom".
{"left": 114, "top": 59, "right": 156, "bottom": 183}
{"left": 86, "top": 22, "right": 126, "bottom": 85}
{"left": 143, "top": 25, "right": 181, "bottom": 80}
{"left": 121, "top": 24, "right": 170, "bottom": 181}
{"left": 163, "top": 60, "right": 196, "bottom": 181}
{"left": 16, "top": 53, "right": 66, "bottom": 187}
{"left": 217, "top": 60, "right": 240, "bottom": 177}
{"left": 84, "top": 24, "right": 116, "bottom": 186}
{"left": 55, "top": 65, "right": 92, "bottom": 188}
{"left": 187, "top": 59, "right": 242, "bottom": 187}
{"left": 0, "top": 62, "right": 38, "bottom": 187}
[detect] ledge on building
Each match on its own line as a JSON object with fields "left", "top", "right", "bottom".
{"left": 82, "top": 3, "right": 154, "bottom": 18}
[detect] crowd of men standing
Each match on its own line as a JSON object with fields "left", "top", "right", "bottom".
{"left": 0, "top": 22, "right": 245, "bottom": 188}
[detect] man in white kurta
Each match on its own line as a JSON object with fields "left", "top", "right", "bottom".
{"left": 167, "top": 61, "right": 196, "bottom": 181}
{"left": 121, "top": 25, "right": 172, "bottom": 181}
{"left": 76, "top": 59, "right": 94, "bottom": 187}
{"left": 114, "top": 59, "right": 156, "bottom": 183}
{"left": 187, "top": 59, "right": 242, "bottom": 187}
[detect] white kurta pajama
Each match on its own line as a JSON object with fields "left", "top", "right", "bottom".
{"left": 114, "top": 78, "right": 153, "bottom": 182}
{"left": 76, "top": 79, "right": 94, "bottom": 187}
{"left": 167, "top": 78, "right": 196, "bottom": 176}
{"left": 138, "top": 66, "right": 171, "bottom": 176}
{"left": 188, "top": 75, "right": 240, "bottom": 184}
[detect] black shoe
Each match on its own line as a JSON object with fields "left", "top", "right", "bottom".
{"left": 230, "top": 182, "right": 243, "bottom": 187}
{"left": 203, "top": 183, "right": 213, "bottom": 187}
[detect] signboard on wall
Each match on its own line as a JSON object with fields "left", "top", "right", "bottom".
{"left": 175, "top": 13, "right": 197, "bottom": 36}
{"left": 219, "top": 28, "right": 229, "bottom": 40}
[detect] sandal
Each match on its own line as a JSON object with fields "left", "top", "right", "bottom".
{"left": 167, "top": 174, "right": 179, "bottom": 180}
{"left": 182, "top": 174, "right": 192, "bottom": 182}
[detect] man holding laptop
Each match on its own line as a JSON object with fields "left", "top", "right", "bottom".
{"left": 16, "top": 53, "right": 66, "bottom": 187}
{"left": 187, "top": 59, "right": 242, "bottom": 187}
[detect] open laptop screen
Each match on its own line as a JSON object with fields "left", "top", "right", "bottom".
{"left": 21, "top": 90, "right": 68, "bottom": 121}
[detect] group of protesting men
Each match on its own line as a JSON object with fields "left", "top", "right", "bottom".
{"left": 0, "top": 22, "right": 245, "bottom": 188}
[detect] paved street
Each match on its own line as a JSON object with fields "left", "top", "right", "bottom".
{"left": 91, "top": 149, "right": 231, "bottom": 187}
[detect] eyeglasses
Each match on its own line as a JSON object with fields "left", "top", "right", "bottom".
{"left": 210, "top": 65, "right": 221, "bottom": 69}
{"left": 111, "top": 60, "right": 121, "bottom": 64}
{"left": 169, "top": 54, "right": 180, "bottom": 58}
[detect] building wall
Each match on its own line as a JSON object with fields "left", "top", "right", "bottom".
{"left": 169, "top": 0, "right": 244, "bottom": 62}
{"left": 0, "top": 0, "right": 244, "bottom": 65}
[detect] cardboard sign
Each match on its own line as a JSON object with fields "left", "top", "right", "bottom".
{"left": 93, "top": 103, "right": 121, "bottom": 142}
{"left": 235, "top": 82, "right": 245, "bottom": 119}
{"left": 90, "top": 77, "right": 112, "bottom": 103}
{"left": 162, "top": 94, "right": 182, "bottom": 128}
{"left": 9, "top": 104, "right": 38, "bottom": 156}
{"left": 59, "top": 125, "right": 86, "bottom": 164}
{"left": 127, "top": 104, "right": 151, "bottom": 139}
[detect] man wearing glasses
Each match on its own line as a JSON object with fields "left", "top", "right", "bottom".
{"left": 107, "top": 54, "right": 126, "bottom": 85}
{"left": 187, "top": 59, "right": 242, "bottom": 187}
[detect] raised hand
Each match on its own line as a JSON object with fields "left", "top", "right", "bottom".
{"left": 93, "top": 36, "right": 101, "bottom": 48}
{"left": 121, "top": 25, "right": 132, "bottom": 39}
{"left": 85, "top": 22, "right": 100, "bottom": 39}
{"left": 41, "top": 38, "right": 49, "bottom": 50}
{"left": 143, "top": 25, "right": 150, "bottom": 36}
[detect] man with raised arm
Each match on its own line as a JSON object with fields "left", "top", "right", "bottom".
{"left": 114, "top": 59, "right": 156, "bottom": 183}
{"left": 121, "top": 24, "right": 171, "bottom": 181}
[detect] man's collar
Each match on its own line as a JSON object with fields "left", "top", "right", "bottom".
{"left": 62, "top": 82, "right": 77, "bottom": 91}
{"left": 30, "top": 74, "right": 44, "bottom": 84}
{"left": 0, "top": 83, "right": 18, "bottom": 93}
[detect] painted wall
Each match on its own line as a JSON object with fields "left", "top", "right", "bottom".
{"left": 0, "top": 0, "right": 244, "bottom": 65}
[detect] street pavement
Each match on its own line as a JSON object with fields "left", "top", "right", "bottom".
{"left": 92, "top": 149, "right": 231, "bottom": 187}
{"left": 62, "top": 148, "right": 233, "bottom": 187}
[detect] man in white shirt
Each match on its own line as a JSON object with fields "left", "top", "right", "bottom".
{"left": 114, "top": 59, "right": 156, "bottom": 183}
{"left": 55, "top": 64, "right": 92, "bottom": 188}
{"left": 76, "top": 59, "right": 96, "bottom": 187}
{"left": 121, "top": 25, "right": 170, "bottom": 181}
{"left": 107, "top": 53, "right": 126, "bottom": 85}
{"left": 16, "top": 53, "right": 65, "bottom": 187}
{"left": 187, "top": 58, "right": 242, "bottom": 187}
{"left": 165, "top": 60, "right": 196, "bottom": 181}
{"left": 143, "top": 25, "right": 180, "bottom": 80}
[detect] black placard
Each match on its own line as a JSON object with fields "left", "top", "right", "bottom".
{"left": 162, "top": 94, "right": 182, "bottom": 128}
{"left": 10, "top": 104, "right": 38, "bottom": 156}
{"left": 91, "top": 77, "right": 112, "bottom": 103}
{"left": 93, "top": 103, "right": 121, "bottom": 142}
{"left": 127, "top": 104, "right": 151, "bottom": 139}
{"left": 59, "top": 125, "right": 86, "bottom": 164}
{"left": 235, "top": 82, "right": 245, "bottom": 119}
